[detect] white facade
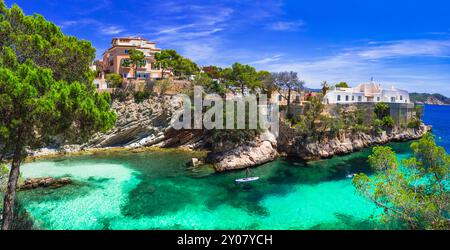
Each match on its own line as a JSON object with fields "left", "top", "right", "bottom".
{"left": 323, "top": 82, "right": 410, "bottom": 104}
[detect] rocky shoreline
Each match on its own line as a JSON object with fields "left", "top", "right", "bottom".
{"left": 279, "top": 124, "right": 430, "bottom": 160}
{"left": 27, "top": 96, "right": 431, "bottom": 172}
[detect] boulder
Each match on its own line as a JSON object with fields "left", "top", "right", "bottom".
{"left": 209, "top": 131, "right": 279, "bottom": 172}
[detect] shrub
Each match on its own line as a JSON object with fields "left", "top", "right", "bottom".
{"left": 374, "top": 102, "right": 390, "bottom": 119}
{"left": 408, "top": 118, "right": 422, "bottom": 129}
{"left": 133, "top": 91, "right": 151, "bottom": 103}
{"left": 111, "top": 90, "right": 129, "bottom": 102}
{"left": 105, "top": 73, "right": 123, "bottom": 88}
{"left": 381, "top": 116, "right": 394, "bottom": 128}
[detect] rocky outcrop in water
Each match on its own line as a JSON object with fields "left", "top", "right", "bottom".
{"left": 207, "top": 131, "right": 279, "bottom": 172}
{"left": 279, "top": 123, "right": 430, "bottom": 160}
{"left": 20, "top": 177, "right": 72, "bottom": 190}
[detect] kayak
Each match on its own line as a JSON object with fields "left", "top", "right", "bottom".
{"left": 235, "top": 177, "right": 260, "bottom": 183}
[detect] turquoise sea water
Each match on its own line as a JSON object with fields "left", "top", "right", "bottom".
{"left": 18, "top": 144, "right": 412, "bottom": 230}
{"left": 14, "top": 105, "right": 449, "bottom": 230}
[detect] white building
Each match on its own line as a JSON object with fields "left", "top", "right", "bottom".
{"left": 323, "top": 82, "right": 410, "bottom": 104}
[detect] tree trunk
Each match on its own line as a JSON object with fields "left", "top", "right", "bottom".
{"left": 241, "top": 83, "right": 245, "bottom": 96}
{"left": 1, "top": 154, "right": 21, "bottom": 230}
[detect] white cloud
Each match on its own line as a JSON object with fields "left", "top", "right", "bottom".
{"left": 355, "top": 40, "right": 450, "bottom": 59}
{"left": 266, "top": 20, "right": 305, "bottom": 31}
{"left": 100, "top": 26, "right": 125, "bottom": 35}
{"left": 249, "top": 54, "right": 284, "bottom": 65}
{"left": 261, "top": 39, "right": 450, "bottom": 95}
{"left": 58, "top": 19, "right": 124, "bottom": 36}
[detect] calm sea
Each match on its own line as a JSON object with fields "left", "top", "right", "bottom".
{"left": 423, "top": 105, "right": 450, "bottom": 151}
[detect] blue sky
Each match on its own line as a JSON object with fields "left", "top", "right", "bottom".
{"left": 5, "top": 0, "right": 450, "bottom": 95}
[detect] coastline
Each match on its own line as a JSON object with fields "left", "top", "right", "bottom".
{"left": 25, "top": 124, "right": 430, "bottom": 170}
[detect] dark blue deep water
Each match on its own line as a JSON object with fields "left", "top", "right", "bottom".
{"left": 423, "top": 105, "right": 450, "bottom": 151}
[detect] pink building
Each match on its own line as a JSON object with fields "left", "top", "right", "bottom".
{"left": 102, "top": 37, "right": 164, "bottom": 80}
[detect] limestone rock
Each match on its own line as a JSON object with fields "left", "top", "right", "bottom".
{"left": 20, "top": 177, "right": 72, "bottom": 190}
{"left": 209, "top": 131, "right": 279, "bottom": 172}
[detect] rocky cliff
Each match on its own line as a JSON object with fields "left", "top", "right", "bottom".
{"left": 278, "top": 122, "right": 430, "bottom": 160}
{"left": 85, "top": 96, "right": 205, "bottom": 150}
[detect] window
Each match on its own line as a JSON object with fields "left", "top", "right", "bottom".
{"left": 358, "top": 96, "right": 362, "bottom": 102}
{"left": 124, "top": 50, "right": 129, "bottom": 54}
{"left": 400, "top": 95, "right": 403, "bottom": 100}
{"left": 391, "top": 97, "right": 396, "bottom": 102}
{"left": 345, "top": 95, "right": 349, "bottom": 101}
{"left": 377, "top": 97, "right": 380, "bottom": 102}
{"left": 337, "top": 95, "right": 341, "bottom": 101}
{"left": 352, "top": 96, "right": 355, "bottom": 101}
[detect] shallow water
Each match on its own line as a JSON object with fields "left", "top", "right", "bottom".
{"left": 18, "top": 143, "right": 413, "bottom": 230}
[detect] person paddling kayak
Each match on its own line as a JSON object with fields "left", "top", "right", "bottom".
{"left": 235, "top": 168, "right": 260, "bottom": 183}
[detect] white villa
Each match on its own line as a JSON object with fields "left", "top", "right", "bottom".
{"left": 323, "top": 82, "right": 410, "bottom": 104}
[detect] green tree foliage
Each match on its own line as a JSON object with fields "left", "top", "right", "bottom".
{"left": 125, "top": 49, "right": 145, "bottom": 79}
{"left": 407, "top": 105, "right": 424, "bottom": 129}
{"left": 0, "top": 2, "right": 96, "bottom": 85}
{"left": 155, "top": 49, "right": 199, "bottom": 79}
{"left": 105, "top": 73, "right": 123, "bottom": 88}
{"left": 373, "top": 102, "right": 394, "bottom": 131}
{"left": 353, "top": 134, "right": 450, "bottom": 229}
{"left": 202, "top": 65, "right": 222, "bottom": 79}
{"left": 175, "top": 58, "right": 199, "bottom": 78}
{"left": 133, "top": 91, "right": 151, "bottom": 103}
{"left": 374, "top": 102, "right": 390, "bottom": 119}
{"left": 414, "top": 105, "right": 424, "bottom": 120}
{"left": 293, "top": 97, "right": 325, "bottom": 139}
{"left": 258, "top": 70, "right": 277, "bottom": 99}
{"left": 192, "top": 73, "right": 225, "bottom": 96}
{"left": 0, "top": 2, "right": 116, "bottom": 229}
{"left": 381, "top": 116, "right": 394, "bottom": 129}
{"left": 335, "top": 82, "right": 349, "bottom": 88}
{"left": 222, "top": 63, "right": 261, "bottom": 96}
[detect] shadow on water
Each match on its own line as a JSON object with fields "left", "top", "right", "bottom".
{"left": 119, "top": 145, "right": 384, "bottom": 219}
{"left": 309, "top": 213, "right": 380, "bottom": 230}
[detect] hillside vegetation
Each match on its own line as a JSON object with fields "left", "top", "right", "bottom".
{"left": 410, "top": 93, "right": 450, "bottom": 105}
